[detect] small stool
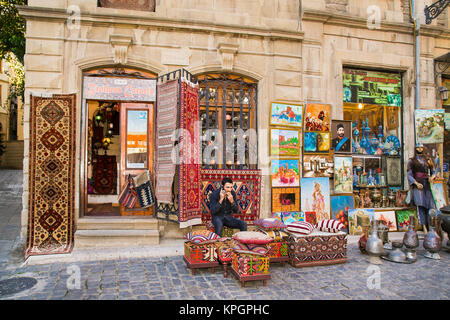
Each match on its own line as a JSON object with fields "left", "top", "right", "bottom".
{"left": 215, "top": 240, "right": 234, "bottom": 277}
{"left": 184, "top": 241, "right": 219, "bottom": 275}
{"left": 267, "top": 241, "right": 289, "bottom": 267}
{"left": 231, "top": 252, "right": 271, "bottom": 287}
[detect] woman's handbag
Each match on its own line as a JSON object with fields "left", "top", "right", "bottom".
{"left": 118, "top": 174, "right": 137, "bottom": 208}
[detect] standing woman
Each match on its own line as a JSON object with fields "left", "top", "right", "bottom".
{"left": 407, "top": 143, "right": 436, "bottom": 232}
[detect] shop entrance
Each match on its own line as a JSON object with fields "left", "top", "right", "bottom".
{"left": 81, "top": 68, "right": 157, "bottom": 217}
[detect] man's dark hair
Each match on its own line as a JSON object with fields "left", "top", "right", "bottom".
{"left": 222, "top": 177, "right": 233, "bottom": 186}
{"left": 337, "top": 123, "right": 344, "bottom": 130}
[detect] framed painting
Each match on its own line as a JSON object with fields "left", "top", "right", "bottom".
{"left": 271, "top": 188, "right": 300, "bottom": 212}
{"left": 271, "top": 159, "right": 300, "bottom": 187}
{"left": 270, "top": 102, "right": 303, "bottom": 128}
{"left": 386, "top": 157, "right": 402, "bottom": 186}
{"left": 304, "top": 132, "right": 330, "bottom": 153}
{"left": 304, "top": 103, "right": 331, "bottom": 132}
{"left": 430, "top": 179, "right": 448, "bottom": 210}
{"left": 423, "top": 143, "right": 443, "bottom": 178}
{"left": 334, "top": 156, "right": 353, "bottom": 193}
{"left": 302, "top": 153, "right": 334, "bottom": 178}
{"left": 396, "top": 209, "right": 421, "bottom": 232}
{"left": 414, "top": 109, "right": 445, "bottom": 144}
{"left": 374, "top": 211, "right": 398, "bottom": 232}
{"left": 300, "top": 177, "right": 331, "bottom": 222}
{"left": 270, "top": 128, "right": 300, "bottom": 156}
{"left": 331, "top": 120, "right": 352, "bottom": 153}
{"left": 348, "top": 208, "right": 375, "bottom": 236}
{"left": 330, "top": 195, "right": 354, "bottom": 233}
{"left": 281, "top": 211, "right": 305, "bottom": 225}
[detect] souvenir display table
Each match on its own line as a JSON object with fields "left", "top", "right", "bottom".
{"left": 288, "top": 230, "right": 348, "bottom": 268}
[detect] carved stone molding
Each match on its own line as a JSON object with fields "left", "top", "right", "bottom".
{"left": 217, "top": 43, "right": 239, "bottom": 71}
{"left": 109, "top": 34, "right": 132, "bottom": 65}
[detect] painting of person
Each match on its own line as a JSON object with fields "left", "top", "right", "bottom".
{"left": 312, "top": 182, "right": 328, "bottom": 222}
{"left": 331, "top": 120, "right": 352, "bottom": 153}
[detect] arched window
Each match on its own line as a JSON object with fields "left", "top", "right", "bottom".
{"left": 197, "top": 73, "right": 258, "bottom": 170}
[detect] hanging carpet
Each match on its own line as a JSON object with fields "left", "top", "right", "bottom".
{"left": 26, "top": 94, "right": 76, "bottom": 258}
{"left": 178, "top": 77, "right": 202, "bottom": 228}
{"left": 155, "top": 79, "right": 178, "bottom": 203}
{"left": 201, "top": 169, "right": 262, "bottom": 225}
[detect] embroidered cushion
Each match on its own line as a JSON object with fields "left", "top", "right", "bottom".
{"left": 253, "top": 218, "right": 286, "bottom": 230}
{"left": 233, "top": 242, "right": 269, "bottom": 256}
{"left": 232, "top": 231, "right": 273, "bottom": 245}
{"left": 184, "top": 230, "right": 221, "bottom": 244}
{"left": 286, "top": 221, "right": 314, "bottom": 235}
{"left": 315, "top": 219, "right": 345, "bottom": 233}
{"left": 258, "top": 230, "right": 289, "bottom": 242}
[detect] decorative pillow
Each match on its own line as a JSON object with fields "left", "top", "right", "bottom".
{"left": 233, "top": 242, "right": 269, "bottom": 256}
{"left": 184, "top": 230, "right": 221, "bottom": 244}
{"left": 258, "top": 229, "right": 289, "bottom": 242}
{"left": 315, "top": 219, "right": 344, "bottom": 233}
{"left": 281, "top": 212, "right": 305, "bottom": 225}
{"left": 232, "top": 231, "right": 273, "bottom": 245}
{"left": 286, "top": 221, "right": 314, "bottom": 235}
{"left": 253, "top": 218, "right": 286, "bottom": 230}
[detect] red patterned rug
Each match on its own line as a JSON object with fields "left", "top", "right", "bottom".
{"left": 93, "top": 154, "right": 117, "bottom": 194}
{"left": 26, "top": 94, "right": 76, "bottom": 258}
{"left": 201, "top": 169, "right": 262, "bottom": 224}
{"left": 178, "top": 79, "right": 202, "bottom": 228}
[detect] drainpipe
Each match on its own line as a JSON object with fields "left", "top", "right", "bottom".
{"left": 411, "top": 0, "right": 420, "bottom": 110}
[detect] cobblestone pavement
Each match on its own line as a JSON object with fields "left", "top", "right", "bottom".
{"left": 0, "top": 170, "right": 449, "bottom": 300}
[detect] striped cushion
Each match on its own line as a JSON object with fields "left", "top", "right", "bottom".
{"left": 286, "top": 221, "right": 314, "bottom": 235}
{"left": 253, "top": 218, "right": 286, "bottom": 230}
{"left": 258, "top": 229, "right": 289, "bottom": 242}
{"left": 185, "top": 230, "right": 221, "bottom": 244}
{"left": 233, "top": 242, "right": 269, "bottom": 256}
{"left": 315, "top": 219, "right": 344, "bottom": 233}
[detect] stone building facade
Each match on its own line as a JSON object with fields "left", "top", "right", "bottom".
{"left": 19, "top": 0, "right": 450, "bottom": 252}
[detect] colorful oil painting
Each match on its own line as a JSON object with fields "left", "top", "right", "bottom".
{"left": 415, "top": 109, "right": 445, "bottom": 144}
{"left": 304, "top": 132, "right": 330, "bottom": 153}
{"left": 330, "top": 195, "right": 354, "bottom": 233}
{"left": 305, "top": 211, "right": 317, "bottom": 225}
{"left": 430, "top": 179, "right": 448, "bottom": 210}
{"left": 334, "top": 156, "right": 353, "bottom": 193}
{"left": 302, "top": 154, "right": 334, "bottom": 178}
{"left": 331, "top": 120, "right": 352, "bottom": 153}
{"left": 300, "top": 177, "right": 331, "bottom": 222}
{"left": 271, "top": 160, "right": 300, "bottom": 187}
{"left": 270, "top": 102, "right": 303, "bottom": 128}
{"left": 304, "top": 104, "right": 331, "bottom": 132}
{"left": 348, "top": 208, "right": 375, "bottom": 236}
{"left": 270, "top": 128, "right": 300, "bottom": 156}
{"left": 374, "top": 211, "right": 398, "bottom": 232}
{"left": 396, "top": 209, "right": 420, "bottom": 232}
{"left": 281, "top": 212, "right": 305, "bottom": 225}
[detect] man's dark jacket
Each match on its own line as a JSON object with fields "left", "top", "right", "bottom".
{"left": 209, "top": 189, "right": 240, "bottom": 216}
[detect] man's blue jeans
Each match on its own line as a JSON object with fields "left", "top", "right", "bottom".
{"left": 211, "top": 214, "right": 247, "bottom": 237}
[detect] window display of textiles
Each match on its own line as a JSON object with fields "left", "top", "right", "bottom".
{"left": 93, "top": 154, "right": 117, "bottom": 194}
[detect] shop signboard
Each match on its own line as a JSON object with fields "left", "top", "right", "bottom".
{"left": 83, "top": 76, "right": 156, "bottom": 102}
{"left": 343, "top": 68, "right": 402, "bottom": 106}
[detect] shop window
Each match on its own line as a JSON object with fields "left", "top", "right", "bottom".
{"left": 97, "top": 0, "right": 155, "bottom": 12}
{"left": 342, "top": 68, "right": 405, "bottom": 209}
{"left": 197, "top": 73, "right": 258, "bottom": 170}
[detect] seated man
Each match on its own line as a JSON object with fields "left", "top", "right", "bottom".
{"left": 209, "top": 177, "right": 247, "bottom": 237}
